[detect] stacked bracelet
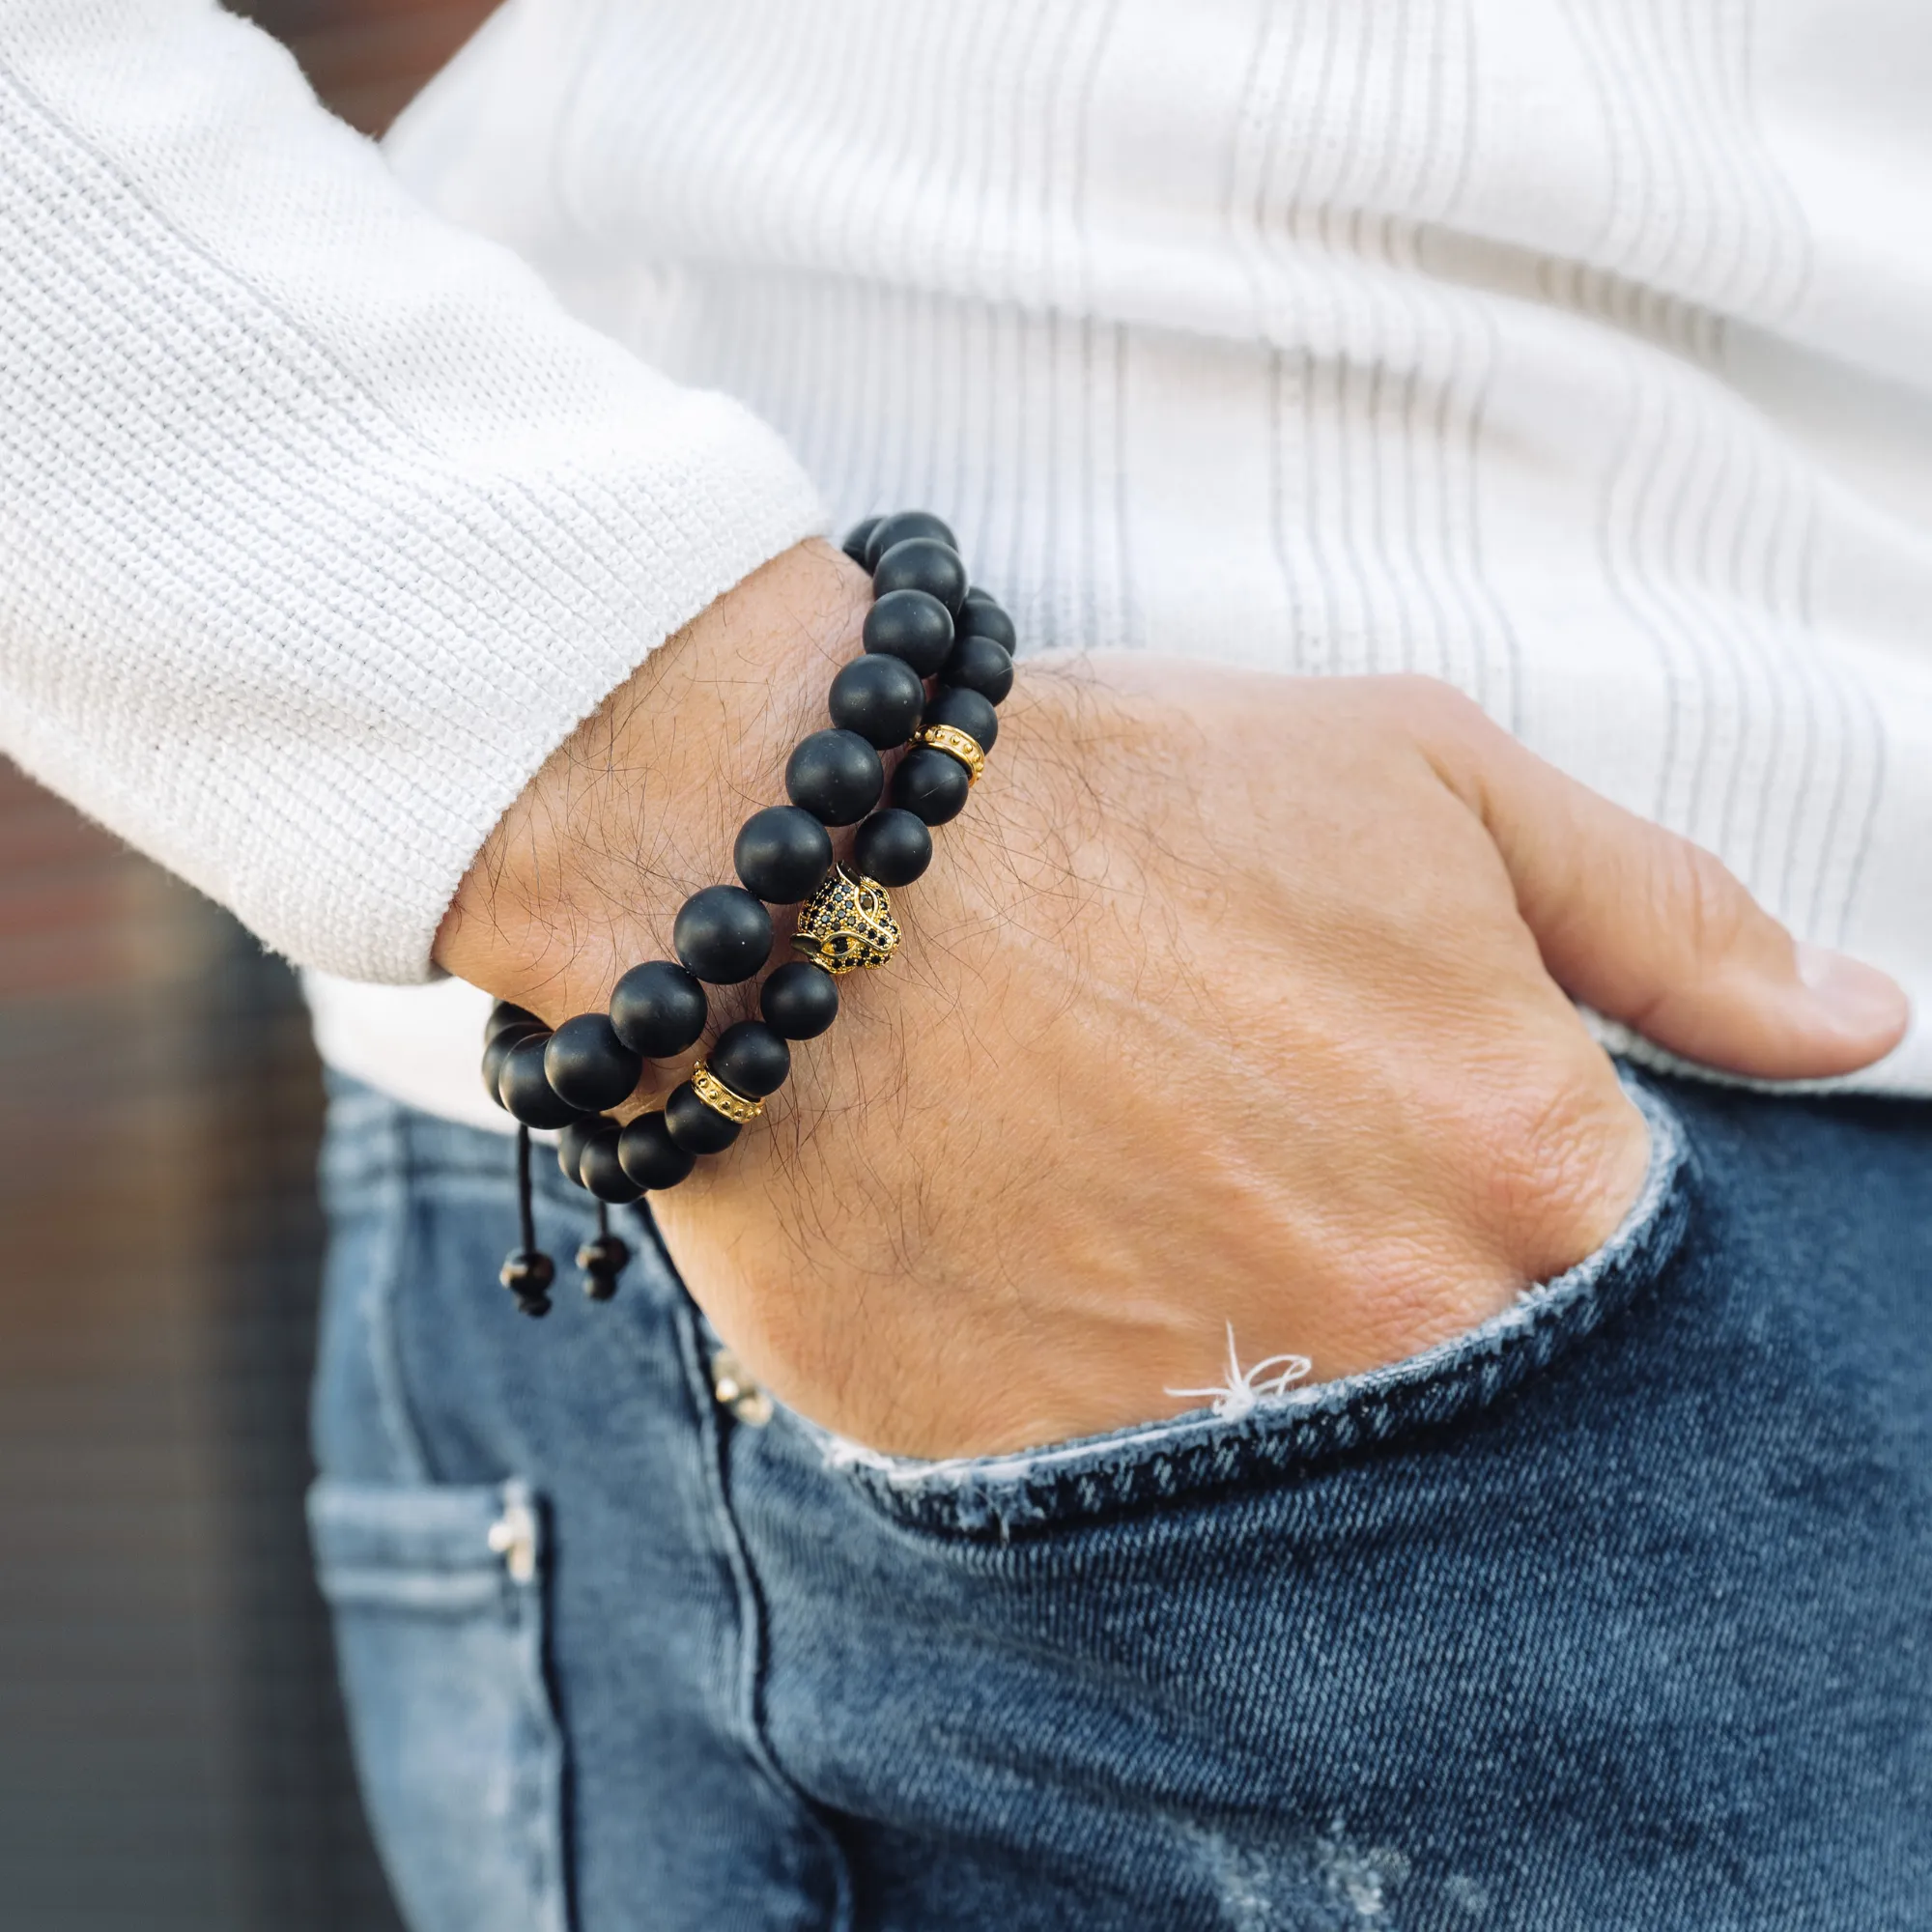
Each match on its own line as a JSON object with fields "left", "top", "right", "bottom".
{"left": 483, "top": 511, "right": 1016, "bottom": 1315}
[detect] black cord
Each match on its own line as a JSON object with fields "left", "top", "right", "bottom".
{"left": 515, "top": 1122, "right": 537, "bottom": 1256}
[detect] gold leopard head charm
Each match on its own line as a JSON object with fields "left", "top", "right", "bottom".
{"left": 793, "top": 865, "right": 900, "bottom": 975}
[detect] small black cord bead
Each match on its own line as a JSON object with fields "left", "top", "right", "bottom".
{"left": 709, "top": 1020, "right": 791, "bottom": 1098}
{"left": 954, "top": 598, "right": 1017, "bottom": 650}
{"left": 673, "top": 885, "right": 775, "bottom": 984}
{"left": 584, "top": 1238, "right": 632, "bottom": 1273}
{"left": 942, "top": 631, "right": 1015, "bottom": 705}
{"left": 839, "top": 516, "right": 882, "bottom": 566}
{"left": 760, "top": 959, "right": 839, "bottom": 1039}
{"left": 555, "top": 1115, "right": 608, "bottom": 1186}
{"left": 873, "top": 538, "right": 968, "bottom": 615}
{"left": 485, "top": 1001, "right": 543, "bottom": 1044}
{"left": 862, "top": 589, "right": 954, "bottom": 677}
{"left": 617, "top": 1112, "right": 696, "bottom": 1190}
{"left": 578, "top": 1208, "right": 631, "bottom": 1301}
{"left": 579, "top": 1221, "right": 631, "bottom": 1276}
{"left": 785, "top": 728, "right": 885, "bottom": 826}
{"left": 863, "top": 510, "right": 957, "bottom": 570}
{"left": 545, "top": 1013, "right": 643, "bottom": 1112}
{"left": 924, "top": 684, "right": 999, "bottom": 754}
{"left": 892, "top": 744, "right": 973, "bottom": 825}
{"left": 666, "top": 1080, "right": 742, "bottom": 1153}
{"left": 610, "top": 959, "right": 708, "bottom": 1059}
{"left": 500, "top": 1247, "right": 554, "bottom": 1318}
{"left": 734, "top": 805, "right": 834, "bottom": 904}
{"left": 829, "top": 653, "right": 926, "bottom": 747}
{"left": 578, "top": 1128, "right": 646, "bottom": 1205}
{"left": 499, "top": 1033, "right": 582, "bottom": 1128}
{"left": 852, "top": 808, "right": 934, "bottom": 886}
{"left": 499, "top": 1249, "right": 555, "bottom": 1294}
{"left": 481, "top": 1021, "right": 543, "bottom": 1109}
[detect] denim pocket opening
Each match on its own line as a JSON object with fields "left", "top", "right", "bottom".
{"left": 308, "top": 1476, "right": 569, "bottom": 1932}
{"left": 793, "top": 1072, "right": 1694, "bottom": 1541}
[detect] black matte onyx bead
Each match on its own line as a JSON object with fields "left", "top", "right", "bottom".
{"left": 942, "top": 630, "right": 1014, "bottom": 705}
{"left": 840, "top": 516, "right": 882, "bottom": 566}
{"left": 498, "top": 1034, "right": 582, "bottom": 1128}
{"left": 892, "top": 744, "right": 972, "bottom": 825}
{"left": 616, "top": 1112, "right": 696, "bottom": 1190}
{"left": 673, "top": 885, "right": 774, "bottom": 984}
{"left": 829, "top": 653, "right": 925, "bottom": 748}
{"left": 924, "top": 684, "right": 999, "bottom": 754}
{"left": 784, "top": 728, "right": 885, "bottom": 827}
{"left": 666, "top": 1080, "right": 742, "bottom": 1153}
{"left": 873, "top": 537, "right": 969, "bottom": 615}
{"left": 610, "top": 959, "right": 708, "bottom": 1059}
{"left": 734, "top": 805, "right": 834, "bottom": 904}
{"left": 578, "top": 1130, "right": 645, "bottom": 1205}
{"left": 862, "top": 588, "right": 953, "bottom": 678}
{"left": 955, "top": 597, "right": 1017, "bottom": 650}
{"left": 562, "top": 1119, "right": 616, "bottom": 1192}
{"left": 486, "top": 1001, "right": 542, "bottom": 1044}
{"left": 759, "top": 960, "right": 839, "bottom": 1039}
{"left": 482, "top": 1022, "right": 543, "bottom": 1109}
{"left": 852, "top": 808, "right": 933, "bottom": 887}
{"left": 544, "top": 1013, "right": 643, "bottom": 1112}
{"left": 555, "top": 1115, "right": 608, "bottom": 1186}
{"left": 863, "top": 510, "right": 957, "bottom": 570}
{"left": 709, "top": 1020, "right": 791, "bottom": 1098}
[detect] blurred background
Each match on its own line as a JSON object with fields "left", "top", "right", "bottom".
{"left": 0, "top": 5, "right": 497, "bottom": 1926}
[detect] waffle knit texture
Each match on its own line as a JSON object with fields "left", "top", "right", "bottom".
{"left": 0, "top": 0, "right": 823, "bottom": 980}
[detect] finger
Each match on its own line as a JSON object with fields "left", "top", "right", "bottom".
{"left": 1423, "top": 697, "right": 1909, "bottom": 1080}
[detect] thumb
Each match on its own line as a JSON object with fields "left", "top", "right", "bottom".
{"left": 1426, "top": 698, "right": 1909, "bottom": 1081}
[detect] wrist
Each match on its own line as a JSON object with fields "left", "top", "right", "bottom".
{"left": 433, "top": 540, "right": 869, "bottom": 1012}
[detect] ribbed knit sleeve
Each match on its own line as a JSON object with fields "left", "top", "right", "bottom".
{"left": 0, "top": 0, "right": 825, "bottom": 980}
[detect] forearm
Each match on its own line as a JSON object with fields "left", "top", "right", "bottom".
{"left": 432, "top": 541, "right": 868, "bottom": 1018}
{"left": 0, "top": 0, "right": 821, "bottom": 980}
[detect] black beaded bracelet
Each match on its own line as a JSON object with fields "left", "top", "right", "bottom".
{"left": 483, "top": 511, "right": 1015, "bottom": 1316}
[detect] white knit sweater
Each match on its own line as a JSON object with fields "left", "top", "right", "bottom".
{"left": 5, "top": 0, "right": 1931, "bottom": 1122}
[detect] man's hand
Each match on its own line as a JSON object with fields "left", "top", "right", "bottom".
{"left": 437, "top": 543, "right": 1908, "bottom": 1458}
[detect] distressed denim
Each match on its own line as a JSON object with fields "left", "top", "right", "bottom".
{"left": 309, "top": 1068, "right": 1932, "bottom": 1931}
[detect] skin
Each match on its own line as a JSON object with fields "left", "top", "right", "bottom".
{"left": 438, "top": 542, "right": 1909, "bottom": 1458}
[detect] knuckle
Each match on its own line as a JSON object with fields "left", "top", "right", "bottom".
{"left": 1469, "top": 1064, "right": 1649, "bottom": 1283}
{"left": 1378, "top": 672, "right": 1482, "bottom": 736}
{"left": 1665, "top": 837, "right": 1754, "bottom": 964}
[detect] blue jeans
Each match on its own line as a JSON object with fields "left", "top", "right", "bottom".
{"left": 309, "top": 1069, "right": 1931, "bottom": 1931}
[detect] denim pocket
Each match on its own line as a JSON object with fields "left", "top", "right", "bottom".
{"left": 307, "top": 1477, "right": 569, "bottom": 1932}
{"left": 797, "top": 1072, "right": 1694, "bottom": 1540}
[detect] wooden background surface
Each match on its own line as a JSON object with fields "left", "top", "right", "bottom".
{"left": 0, "top": 6, "right": 499, "bottom": 1926}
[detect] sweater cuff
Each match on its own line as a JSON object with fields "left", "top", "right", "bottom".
{"left": 0, "top": 0, "right": 828, "bottom": 980}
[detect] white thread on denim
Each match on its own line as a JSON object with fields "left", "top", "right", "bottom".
{"left": 1164, "top": 1322, "right": 1312, "bottom": 1422}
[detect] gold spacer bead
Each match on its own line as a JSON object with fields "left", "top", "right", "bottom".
{"left": 920, "top": 723, "right": 986, "bottom": 785}
{"left": 690, "top": 1061, "right": 764, "bottom": 1125}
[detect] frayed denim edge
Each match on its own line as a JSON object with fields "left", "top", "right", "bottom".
{"left": 791, "top": 1072, "right": 1690, "bottom": 1537}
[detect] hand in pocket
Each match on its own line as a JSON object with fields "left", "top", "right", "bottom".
{"left": 442, "top": 545, "right": 1907, "bottom": 1459}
